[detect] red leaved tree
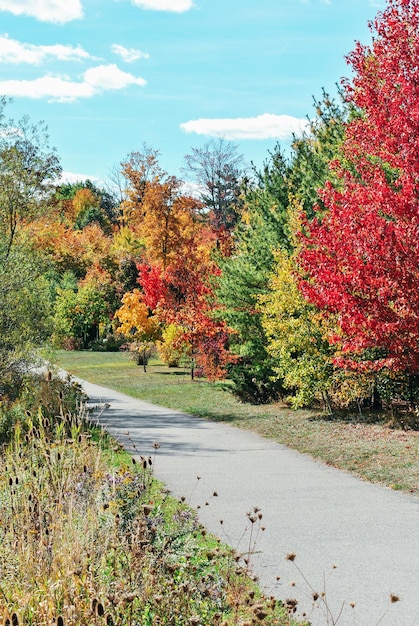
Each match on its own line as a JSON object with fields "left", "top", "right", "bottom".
{"left": 299, "top": 0, "right": 419, "bottom": 375}
{"left": 138, "top": 250, "right": 234, "bottom": 380}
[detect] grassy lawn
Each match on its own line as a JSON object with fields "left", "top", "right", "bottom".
{"left": 52, "top": 350, "right": 419, "bottom": 496}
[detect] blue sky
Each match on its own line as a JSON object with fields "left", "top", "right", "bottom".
{"left": 0, "top": 0, "right": 385, "bottom": 186}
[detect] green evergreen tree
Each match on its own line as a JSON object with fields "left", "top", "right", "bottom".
{"left": 216, "top": 147, "right": 290, "bottom": 402}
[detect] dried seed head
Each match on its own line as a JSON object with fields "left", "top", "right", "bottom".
{"left": 285, "top": 598, "right": 298, "bottom": 613}
{"left": 286, "top": 552, "right": 296, "bottom": 562}
{"left": 96, "top": 602, "right": 105, "bottom": 616}
{"left": 390, "top": 594, "right": 400, "bottom": 603}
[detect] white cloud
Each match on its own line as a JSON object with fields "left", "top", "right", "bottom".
{"left": 58, "top": 171, "right": 102, "bottom": 185}
{"left": 0, "top": 125, "right": 22, "bottom": 138}
{"left": 179, "top": 180, "right": 203, "bottom": 198}
{"left": 111, "top": 44, "right": 150, "bottom": 63}
{"left": 0, "top": 64, "right": 147, "bottom": 102}
{"left": 131, "top": 0, "right": 194, "bottom": 12}
{"left": 0, "top": 35, "right": 91, "bottom": 65}
{"left": 83, "top": 64, "right": 146, "bottom": 91}
{"left": 0, "top": 0, "right": 83, "bottom": 23}
{"left": 180, "top": 113, "right": 309, "bottom": 140}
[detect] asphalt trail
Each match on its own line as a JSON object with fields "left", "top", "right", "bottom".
{"left": 75, "top": 376, "right": 419, "bottom": 626}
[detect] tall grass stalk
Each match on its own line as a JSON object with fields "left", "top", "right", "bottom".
{"left": 0, "top": 391, "right": 298, "bottom": 625}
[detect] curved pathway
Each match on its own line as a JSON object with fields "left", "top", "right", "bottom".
{"left": 76, "top": 376, "right": 419, "bottom": 626}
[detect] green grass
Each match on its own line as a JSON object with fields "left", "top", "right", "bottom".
{"left": 52, "top": 350, "right": 419, "bottom": 496}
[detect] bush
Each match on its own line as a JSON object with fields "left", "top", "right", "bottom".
{"left": 90, "top": 333, "right": 125, "bottom": 352}
{"left": 227, "top": 362, "right": 285, "bottom": 404}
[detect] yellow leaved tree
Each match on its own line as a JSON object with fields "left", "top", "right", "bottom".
{"left": 114, "top": 289, "right": 160, "bottom": 371}
{"left": 259, "top": 249, "right": 335, "bottom": 409}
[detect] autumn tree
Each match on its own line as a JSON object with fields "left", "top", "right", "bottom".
{"left": 0, "top": 99, "right": 61, "bottom": 259}
{"left": 114, "top": 289, "right": 160, "bottom": 370}
{"left": 54, "top": 180, "right": 116, "bottom": 231}
{"left": 299, "top": 0, "right": 419, "bottom": 395}
{"left": 138, "top": 245, "right": 233, "bottom": 380}
{"left": 121, "top": 147, "right": 204, "bottom": 268}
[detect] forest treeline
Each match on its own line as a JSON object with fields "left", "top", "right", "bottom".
{"left": 2, "top": 0, "right": 419, "bottom": 416}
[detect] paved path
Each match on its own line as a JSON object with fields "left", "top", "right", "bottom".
{"left": 76, "top": 376, "right": 419, "bottom": 626}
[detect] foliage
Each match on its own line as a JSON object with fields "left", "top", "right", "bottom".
{"left": 55, "top": 179, "right": 118, "bottom": 228}
{"left": 53, "top": 278, "right": 112, "bottom": 349}
{"left": 216, "top": 146, "right": 291, "bottom": 402}
{"left": 157, "top": 324, "right": 187, "bottom": 367}
{"left": 0, "top": 245, "right": 53, "bottom": 384}
{"left": 138, "top": 253, "right": 234, "bottom": 380}
{"left": 115, "top": 288, "right": 161, "bottom": 370}
{"left": 115, "top": 288, "right": 160, "bottom": 335}
{"left": 27, "top": 219, "right": 113, "bottom": 278}
{"left": 122, "top": 340, "right": 157, "bottom": 371}
{"left": 0, "top": 100, "right": 61, "bottom": 259}
{"left": 72, "top": 187, "right": 111, "bottom": 232}
{"left": 261, "top": 250, "right": 335, "bottom": 409}
{"left": 299, "top": 0, "right": 419, "bottom": 377}
{"left": 287, "top": 90, "right": 350, "bottom": 218}
{"left": 121, "top": 147, "right": 204, "bottom": 268}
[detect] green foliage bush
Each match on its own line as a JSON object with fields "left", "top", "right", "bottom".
{"left": 227, "top": 362, "right": 284, "bottom": 405}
